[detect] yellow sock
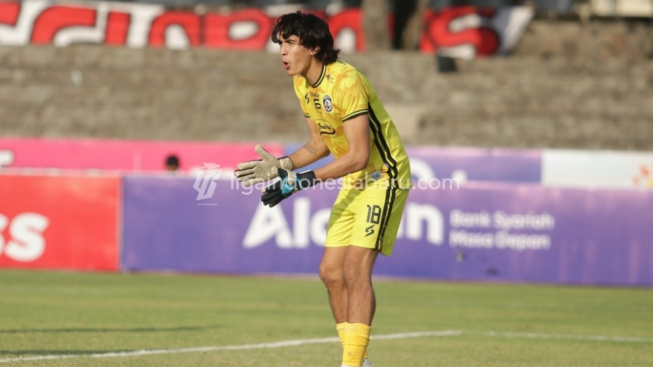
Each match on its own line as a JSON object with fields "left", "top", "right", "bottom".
{"left": 342, "top": 323, "right": 370, "bottom": 367}
{"left": 336, "top": 322, "right": 347, "bottom": 345}
{"left": 337, "top": 322, "right": 369, "bottom": 360}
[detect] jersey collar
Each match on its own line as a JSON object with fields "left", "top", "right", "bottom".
{"left": 309, "top": 63, "right": 327, "bottom": 88}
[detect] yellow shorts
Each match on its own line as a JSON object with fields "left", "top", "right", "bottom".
{"left": 325, "top": 187, "right": 409, "bottom": 256}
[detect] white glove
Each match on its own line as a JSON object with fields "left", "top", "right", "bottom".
{"left": 234, "top": 144, "right": 293, "bottom": 187}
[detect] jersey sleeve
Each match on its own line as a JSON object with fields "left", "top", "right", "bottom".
{"left": 334, "top": 71, "right": 369, "bottom": 122}
{"left": 293, "top": 76, "right": 310, "bottom": 117}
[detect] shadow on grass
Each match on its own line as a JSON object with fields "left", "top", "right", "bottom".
{"left": 0, "top": 349, "right": 139, "bottom": 357}
{"left": 0, "top": 324, "right": 221, "bottom": 334}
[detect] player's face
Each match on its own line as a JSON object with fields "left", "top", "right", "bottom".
{"left": 277, "top": 35, "right": 314, "bottom": 77}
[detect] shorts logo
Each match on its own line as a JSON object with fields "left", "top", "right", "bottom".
{"left": 365, "top": 225, "right": 375, "bottom": 237}
{"left": 323, "top": 95, "right": 333, "bottom": 113}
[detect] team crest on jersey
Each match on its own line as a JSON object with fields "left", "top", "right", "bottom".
{"left": 323, "top": 95, "right": 333, "bottom": 113}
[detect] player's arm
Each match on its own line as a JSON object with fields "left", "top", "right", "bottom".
{"left": 235, "top": 116, "right": 328, "bottom": 186}
{"left": 287, "top": 116, "right": 331, "bottom": 169}
{"left": 261, "top": 114, "right": 370, "bottom": 207}
{"left": 313, "top": 114, "right": 369, "bottom": 181}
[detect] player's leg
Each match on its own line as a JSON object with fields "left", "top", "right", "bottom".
{"left": 321, "top": 189, "right": 356, "bottom": 360}
{"left": 319, "top": 246, "right": 349, "bottom": 323}
{"left": 340, "top": 246, "right": 378, "bottom": 367}
{"left": 340, "top": 187, "right": 409, "bottom": 367}
{"left": 319, "top": 246, "right": 355, "bottom": 365}
{"left": 343, "top": 246, "right": 379, "bottom": 325}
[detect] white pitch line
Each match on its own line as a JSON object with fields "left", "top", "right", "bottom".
{"left": 0, "top": 339, "right": 337, "bottom": 364}
{"left": 0, "top": 332, "right": 458, "bottom": 364}
{"left": 1, "top": 329, "right": 651, "bottom": 364}
{"left": 477, "top": 330, "right": 653, "bottom": 343}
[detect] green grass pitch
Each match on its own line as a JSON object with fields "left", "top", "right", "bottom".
{"left": 0, "top": 269, "right": 651, "bottom": 367}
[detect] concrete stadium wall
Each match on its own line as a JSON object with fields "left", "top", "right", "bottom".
{"left": 0, "top": 19, "right": 652, "bottom": 150}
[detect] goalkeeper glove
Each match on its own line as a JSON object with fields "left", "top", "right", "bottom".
{"left": 234, "top": 145, "right": 293, "bottom": 187}
{"left": 262, "top": 168, "right": 317, "bottom": 207}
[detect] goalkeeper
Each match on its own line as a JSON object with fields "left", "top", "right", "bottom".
{"left": 234, "top": 11, "right": 412, "bottom": 367}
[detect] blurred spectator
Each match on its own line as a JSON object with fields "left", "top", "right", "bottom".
{"left": 392, "top": 0, "right": 417, "bottom": 49}
{"left": 165, "top": 154, "right": 180, "bottom": 172}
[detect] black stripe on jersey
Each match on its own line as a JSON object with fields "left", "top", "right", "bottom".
{"left": 311, "top": 64, "right": 327, "bottom": 87}
{"left": 343, "top": 110, "right": 368, "bottom": 122}
{"left": 376, "top": 187, "right": 397, "bottom": 251}
{"left": 368, "top": 105, "right": 399, "bottom": 181}
{"left": 367, "top": 103, "right": 400, "bottom": 251}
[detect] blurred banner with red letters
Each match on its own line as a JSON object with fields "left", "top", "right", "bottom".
{"left": 0, "top": 0, "right": 532, "bottom": 57}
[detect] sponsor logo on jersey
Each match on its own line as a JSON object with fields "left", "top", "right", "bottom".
{"left": 317, "top": 121, "right": 336, "bottom": 135}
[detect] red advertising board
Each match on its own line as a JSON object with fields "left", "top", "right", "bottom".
{"left": 0, "top": 174, "right": 120, "bottom": 271}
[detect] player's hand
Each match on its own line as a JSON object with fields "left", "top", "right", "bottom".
{"left": 234, "top": 145, "right": 293, "bottom": 187}
{"left": 262, "top": 169, "right": 317, "bottom": 207}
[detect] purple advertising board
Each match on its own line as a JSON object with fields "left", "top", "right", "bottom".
{"left": 122, "top": 176, "right": 653, "bottom": 286}
{"left": 405, "top": 146, "right": 542, "bottom": 183}
{"left": 284, "top": 145, "right": 542, "bottom": 183}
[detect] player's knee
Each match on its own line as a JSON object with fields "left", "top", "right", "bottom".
{"left": 319, "top": 264, "right": 344, "bottom": 286}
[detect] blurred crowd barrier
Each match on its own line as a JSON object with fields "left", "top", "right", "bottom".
{"left": 1, "top": 138, "right": 652, "bottom": 286}
{"left": 3, "top": 137, "right": 653, "bottom": 189}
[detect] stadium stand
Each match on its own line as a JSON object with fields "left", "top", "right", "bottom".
{"left": 0, "top": 0, "right": 651, "bottom": 150}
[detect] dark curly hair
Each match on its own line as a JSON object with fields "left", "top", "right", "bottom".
{"left": 271, "top": 11, "right": 340, "bottom": 64}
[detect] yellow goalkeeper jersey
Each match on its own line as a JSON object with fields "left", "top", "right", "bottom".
{"left": 293, "top": 60, "right": 412, "bottom": 190}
